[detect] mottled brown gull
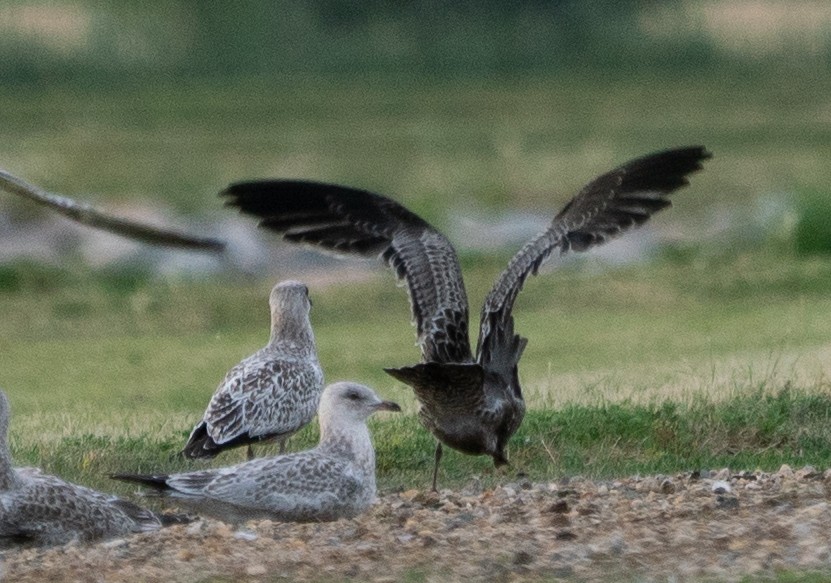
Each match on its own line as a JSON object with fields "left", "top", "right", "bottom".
{"left": 113, "top": 382, "right": 400, "bottom": 523}
{"left": 0, "top": 388, "right": 162, "bottom": 547}
{"left": 221, "top": 146, "right": 711, "bottom": 490}
{"left": 180, "top": 280, "right": 325, "bottom": 460}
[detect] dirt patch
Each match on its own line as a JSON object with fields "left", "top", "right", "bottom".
{"left": 4, "top": 465, "right": 831, "bottom": 582}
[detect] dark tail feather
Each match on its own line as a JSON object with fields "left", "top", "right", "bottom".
{"left": 179, "top": 422, "right": 221, "bottom": 460}
{"left": 110, "top": 473, "right": 172, "bottom": 491}
{"left": 385, "top": 362, "right": 484, "bottom": 392}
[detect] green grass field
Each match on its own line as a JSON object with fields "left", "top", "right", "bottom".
{"left": 1, "top": 71, "right": 831, "bottom": 497}
{"left": 1, "top": 69, "right": 829, "bottom": 224}
{"left": 2, "top": 246, "right": 831, "bottom": 494}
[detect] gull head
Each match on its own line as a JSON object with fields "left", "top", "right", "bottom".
{"left": 269, "top": 280, "right": 312, "bottom": 315}
{"left": 319, "top": 382, "right": 401, "bottom": 425}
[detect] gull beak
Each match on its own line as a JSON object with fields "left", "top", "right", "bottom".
{"left": 375, "top": 400, "right": 401, "bottom": 413}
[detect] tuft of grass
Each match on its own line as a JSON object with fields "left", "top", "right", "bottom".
{"left": 10, "top": 384, "right": 831, "bottom": 498}
{"left": 795, "top": 189, "right": 831, "bottom": 256}
{"left": 3, "top": 247, "right": 831, "bottom": 497}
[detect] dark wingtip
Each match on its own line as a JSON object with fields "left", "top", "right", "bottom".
{"left": 109, "top": 473, "right": 171, "bottom": 490}
{"left": 179, "top": 423, "right": 222, "bottom": 460}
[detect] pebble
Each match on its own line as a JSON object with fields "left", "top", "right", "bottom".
{"left": 713, "top": 468, "right": 731, "bottom": 481}
{"left": 778, "top": 464, "right": 794, "bottom": 478}
{"left": 6, "top": 470, "right": 831, "bottom": 582}
{"left": 711, "top": 480, "right": 732, "bottom": 494}
{"left": 233, "top": 530, "right": 258, "bottom": 541}
{"left": 246, "top": 564, "right": 267, "bottom": 576}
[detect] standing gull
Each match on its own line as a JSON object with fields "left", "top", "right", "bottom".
{"left": 221, "top": 146, "right": 711, "bottom": 489}
{"left": 0, "top": 388, "right": 162, "bottom": 546}
{"left": 113, "top": 382, "right": 401, "bottom": 523}
{"left": 180, "top": 280, "right": 324, "bottom": 459}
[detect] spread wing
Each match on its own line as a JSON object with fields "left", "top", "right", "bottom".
{"left": 0, "top": 169, "right": 225, "bottom": 253}
{"left": 222, "top": 180, "right": 472, "bottom": 363}
{"left": 476, "top": 146, "right": 711, "bottom": 361}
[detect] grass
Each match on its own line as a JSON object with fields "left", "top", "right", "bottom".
{"left": 1, "top": 68, "right": 831, "bottom": 503}
{"left": 2, "top": 246, "right": 831, "bottom": 496}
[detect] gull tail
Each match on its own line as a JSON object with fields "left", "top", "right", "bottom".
{"left": 385, "top": 362, "right": 484, "bottom": 394}
{"left": 110, "top": 473, "right": 172, "bottom": 493}
{"left": 179, "top": 422, "right": 222, "bottom": 460}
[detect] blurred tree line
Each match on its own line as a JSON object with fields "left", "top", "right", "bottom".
{"left": 0, "top": 0, "right": 826, "bottom": 85}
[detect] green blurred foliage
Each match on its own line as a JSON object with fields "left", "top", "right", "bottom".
{"left": 795, "top": 189, "right": 831, "bottom": 256}
{"left": 0, "top": 1, "right": 731, "bottom": 85}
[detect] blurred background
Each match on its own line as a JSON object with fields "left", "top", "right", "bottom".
{"left": 0, "top": 0, "right": 828, "bottom": 273}
{"left": 1, "top": 0, "right": 831, "bottom": 423}
{"left": 0, "top": 0, "right": 829, "bottom": 492}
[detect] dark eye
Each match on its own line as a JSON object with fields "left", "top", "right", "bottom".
{"left": 347, "top": 391, "right": 361, "bottom": 401}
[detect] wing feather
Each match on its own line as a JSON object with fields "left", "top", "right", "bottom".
{"left": 223, "top": 180, "right": 473, "bottom": 363}
{"left": 0, "top": 169, "right": 225, "bottom": 252}
{"left": 204, "top": 353, "right": 322, "bottom": 444}
{"left": 161, "top": 452, "right": 362, "bottom": 516}
{"left": 477, "top": 146, "right": 711, "bottom": 360}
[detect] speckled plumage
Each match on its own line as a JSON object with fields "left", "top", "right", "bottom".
{"left": 221, "top": 147, "right": 711, "bottom": 489}
{"left": 181, "top": 280, "right": 324, "bottom": 459}
{"left": 0, "top": 389, "right": 162, "bottom": 547}
{"left": 114, "top": 382, "right": 400, "bottom": 523}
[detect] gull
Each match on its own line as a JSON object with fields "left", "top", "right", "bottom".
{"left": 0, "top": 168, "right": 225, "bottom": 252}
{"left": 180, "top": 280, "right": 324, "bottom": 460}
{"left": 221, "top": 146, "right": 711, "bottom": 489}
{"left": 0, "top": 388, "right": 163, "bottom": 546}
{"left": 113, "top": 382, "right": 400, "bottom": 523}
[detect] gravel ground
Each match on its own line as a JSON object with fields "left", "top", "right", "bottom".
{"left": 4, "top": 465, "right": 831, "bottom": 582}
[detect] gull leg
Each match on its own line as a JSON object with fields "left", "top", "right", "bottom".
{"left": 246, "top": 444, "right": 255, "bottom": 460}
{"left": 431, "top": 442, "right": 443, "bottom": 492}
{"left": 279, "top": 438, "right": 287, "bottom": 455}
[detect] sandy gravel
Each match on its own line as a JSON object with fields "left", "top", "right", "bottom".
{"left": 3, "top": 465, "right": 831, "bottom": 582}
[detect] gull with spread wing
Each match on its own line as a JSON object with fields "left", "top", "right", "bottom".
{"left": 221, "top": 146, "right": 711, "bottom": 489}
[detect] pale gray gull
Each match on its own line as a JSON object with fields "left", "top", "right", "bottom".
{"left": 0, "top": 168, "right": 224, "bottom": 252}
{"left": 113, "top": 382, "right": 401, "bottom": 523}
{"left": 0, "top": 388, "right": 163, "bottom": 547}
{"left": 180, "top": 280, "right": 324, "bottom": 460}
{"left": 221, "top": 146, "right": 712, "bottom": 490}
